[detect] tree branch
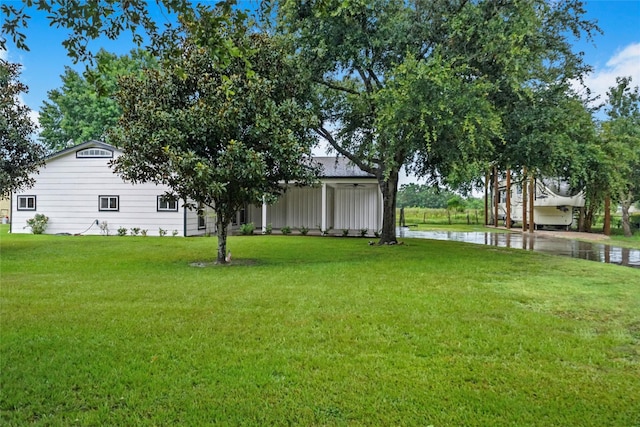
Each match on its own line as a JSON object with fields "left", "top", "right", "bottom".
{"left": 314, "top": 126, "right": 377, "bottom": 175}
{"left": 314, "top": 78, "right": 360, "bottom": 95}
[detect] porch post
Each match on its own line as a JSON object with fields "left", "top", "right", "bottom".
{"left": 261, "top": 196, "right": 268, "bottom": 234}
{"left": 321, "top": 182, "right": 327, "bottom": 232}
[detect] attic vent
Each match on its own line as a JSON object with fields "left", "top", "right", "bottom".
{"left": 76, "top": 148, "right": 113, "bottom": 158}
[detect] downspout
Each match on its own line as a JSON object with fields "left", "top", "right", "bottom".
{"left": 183, "top": 204, "right": 187, "bottom": 237}
{"left": 9, "top": 193, "right": 13, "bottom": 234}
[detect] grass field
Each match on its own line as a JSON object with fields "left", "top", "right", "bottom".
{"left": 1, "top": 225, "right": 639, "bottom": 425}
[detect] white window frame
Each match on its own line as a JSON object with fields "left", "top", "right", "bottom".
{"left": 76, "top": 148, "right": 113, "bottom": 158}
{"left": 99, "top": 195, "right": 119, "bottom": 211}
{"left": 157, "top": 196, "right": 178, "bottom": 212}
{"left": 17, "top": 195, "right": 36, "bottom": 211}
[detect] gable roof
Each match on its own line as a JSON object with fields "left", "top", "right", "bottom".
{"left": 46, "top": 140, "right": 120, "bottom": 162}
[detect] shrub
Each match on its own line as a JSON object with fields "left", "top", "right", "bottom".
{"left": 342, "top": 229, "right": 349, "bottom": 237}
{"left": 264, "top": 223, "right": 273, "bottom": 235}
{"left": 172, "top": 230, "right": 179, "bottom": 236}
{"left": 140, "top": 229, "right": 148, "bottom": 237}
{"left": 158, "top": 228, "right": 167, "bottom": 237}
{"left": 130, "top": 227, "right": 140, "bottom": 236}
{"left": 281, "top": 226, "right": 291, "bottom": 235}
{"left": 299, "top": 226, "right": 309, "bottom": 236}
{"left": 26, "top": 214, "right": 49, "bottom": 234}
{"left": 240, "top": 222, "right": 255, "bottom": 235}
{"left": 117, "top": 227, "right": 128, "bottom": 236}
{"left": 374, "top": 230, "right": 381, "bottom": 238}
{"left": 360, "top": 228, "right": 368, "bottom": 237}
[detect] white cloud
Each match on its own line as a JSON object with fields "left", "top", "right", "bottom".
{"left": 584, "top": 42, "right": 640, "bottom": 104}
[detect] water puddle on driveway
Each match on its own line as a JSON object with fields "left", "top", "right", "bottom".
{"left": 397, "top": 228, "right": 640, "bottom": 269}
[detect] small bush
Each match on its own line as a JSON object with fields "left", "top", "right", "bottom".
{"left": 374, "top": 230, "right": 381, "bottom": 238}
{"left": 299, "top": 226, "right": 309, "bottom": 236}
{"left": 172, "top": 230, "right": 179, "bottom": 237}
{"left": 26, "top": 214, "right": 49, "bottom": 234}
{"left": 130, "top": 227, "right": 140, "bottom": 236}
{"left": 342, "top": 229, "right": 349, "bottom": 237}
{"left": 117, "top": 227, "right": 128, "bottom": 236}
{"left": 360, "top": 228, "right": 368, "bottom": 237}
{"left": 240, "top": 222, "right": 255, "bottom": 235}
{"left": 264, "top": 223, "right": 273, "bottom": 235}
{"left": 140, "top": 229, "right": 148, "bottom": 237}
{"left": 158, "top": 228, "right": 167, "bottom": 237}
{"left": 281, "top": 226, "right": 291, "bottom": 235}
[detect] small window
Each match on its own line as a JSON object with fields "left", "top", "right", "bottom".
{"left": 99, "top": 195, "right": 119, "bottom": 211}
{"left": 17, "top": 195, "right": 36, "bottom": 211}
{"left": 157, "top": 196, "right": 178, "bottom": 212}
{"left": 76, "top": 148, "right": 113, "bottom": 158}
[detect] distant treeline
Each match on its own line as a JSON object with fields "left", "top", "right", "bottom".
{"left": 397, "top": 183, "right": 483, "bottom": 210}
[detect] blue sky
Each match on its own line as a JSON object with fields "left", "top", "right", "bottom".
{"left": 2, "top": 0, "right": 639, "bottom": 129}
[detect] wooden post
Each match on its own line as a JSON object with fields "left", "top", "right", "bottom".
{"left": 604, "top": 195, "right": 611, "bottom": 236}
{"left": 522, "top": 167, "right": 528, "bottom": 232}
{"left": 484, "top": 170, "right": 489, "bottom": 226}
{"left": 528, "top": 174, "right": 535, "bottom": 233}
{"left": 493, "top": 166, "right": 499, "bottom": 227}
{"left": 505, "top": 169, "right": 511, "bottom": 229}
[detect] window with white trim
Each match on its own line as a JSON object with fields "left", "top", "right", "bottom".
{"left": 76, "top": 148, "right": 113, "bottom": 158}
{"left": 157, "top": 196, "right": 178, "bottom": 212}
{"left": 17, "top": 195, "right": 36, "bottom": 211}
{"left": 99, "top": 195, "right": 119, "bottom": 211}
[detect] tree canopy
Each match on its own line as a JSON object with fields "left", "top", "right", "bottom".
{"left": 1, "top": 0, "right": 194, "bottom": 63}
{"left": 268, "top": 0, "right": 598, "bottom": 243}
{"left": 0, "top": 60, "right": 45, "bottom": 198}
{"left": 601, "top": 77, "right": 640, "bottom": 236}
{"left": 110, "top": 8, "right": 320, "bottom": 263}
{"left": 38, "top": 49, "right": 157, "bottom": 152}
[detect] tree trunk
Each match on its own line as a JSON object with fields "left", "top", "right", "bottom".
{"left": 620, "top": 193, "right": 633, "bottom": 237}
{"left": 484, "top": 170, "right": 489, "bottom": 226}
{"left": 603, "top": 196, "right": 611, "bottom": 236}
{"left": 378, "top": 170, "right": 399, "bottom": 244}
{"left": 216, "top": 218, "right": 229, "bottom": 264}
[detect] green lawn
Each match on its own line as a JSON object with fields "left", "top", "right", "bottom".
{"left": 1, "top": 227, "right": 639, "bottom": 426}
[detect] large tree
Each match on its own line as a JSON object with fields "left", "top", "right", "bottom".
{"left": 38, "top": 49, "right": 157, "bottom": 152}
{"left": 269, "top": 0, "right": 597, "bottom": 243}
{"left": 110, "top": 8, "right": 320, "bottom": 263}
{"left": 0, "top": 60, "right": 45, "bottom": 198}
{"left": 601, "top": 77, "right": 640, "bottom": 237}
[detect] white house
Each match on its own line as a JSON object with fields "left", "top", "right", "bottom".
{"left": 11, "top": 141, "right": 382, "bottom": 236}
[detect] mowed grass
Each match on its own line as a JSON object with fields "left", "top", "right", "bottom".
{"left": 1, "top": 227, "right": 639, "bottom": 426}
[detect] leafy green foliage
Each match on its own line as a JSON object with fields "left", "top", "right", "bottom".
{"left": 0, "top": 0, "right": 198, "bottom": 63}
{"left": 600, "top": 77, "right": 640, "bottom": 237}
{"left": 38, "top": 49, "right": 157, "bottom": 152}
{"left": 239, "top": 222, "right": 255, "bottom": 235}
{"left": 110, "top": 9, "right": 320, "bottom": 263}
{"left": 398, "top": 184, "right": 455, "bottom": 209}
{"left": 25, "top": 213, "right": 48, "bottom": 234}
{"left": 0, "top": 60, "right": 45, "bottom": 198}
